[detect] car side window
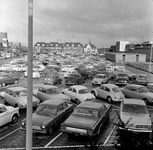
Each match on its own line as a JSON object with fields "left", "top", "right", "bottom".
{"left": 72, "top": 88, "right": 76, "bottom": 93}
{"left": 41, "top": 88, "right": 46, "bottom": 93}
{"left": 38, "top": 87, "right": 43, "bottom": 92}
{"left": 6, "top": 90, "right": 14, "bottom": 95}
{"left": 130, "top": 87, "right": 137, "bottom": 92}
{"left": 0, "top": 106, "right": 6, "bottom": 113}
{"left": 105, "top": 87, "right": 110, "bottom": 92}
{"left": 99, "top": 86, "right": 104, "bottom": 90}
{"left": 62, "top": 102, "right": 68, "bottom": 109}
{"left": 68, "top": 87, "right": 72, "bottom": 91}
{"left": 57, "top": 104, "right": 63, "bottom": 113}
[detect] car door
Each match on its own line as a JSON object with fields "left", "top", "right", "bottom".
{"left": 37, "top": 87, "right": 48, "bottom": 102}
{"left": 65, "top": 87, "right": 73, "bottom": 99}
{"left": 5, "top": 90, "right": 16, "bottom": 106}
{"left": 0, "top": 106, "right": 10, "bottom": 126}
{"left": 121, "top": 86, "right": 132, "bottom": 98}
{"left": 97, "top": 86, "right": 105, "bottom": 99}
{"left": 103, "top": 87, "right": 111, "bottom": 99}
{"left": 128, "top": 86, "right": 140, "bottom": 99}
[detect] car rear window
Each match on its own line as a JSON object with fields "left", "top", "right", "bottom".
{"left": 78, "top": 89, "right": 89, "bottom": 94}
{"left": 122, "top": 104, "right": 148, "bottom": 114}
{"left": 112, "top": 87, "right": 121, "bottom": 93}
{"left": 73, "top": 107, "right": 98, "bottom": 118}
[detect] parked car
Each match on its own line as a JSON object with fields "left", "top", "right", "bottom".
{"left": 21, "top": 100, "right": 74, "bottom": 134}
{"left": 115, "top": 73, "right": 129, "bottom": 80}
{"left": 44, "top": 74, "right": 62, "bottom": 85}
{"left": 61, "top": 100, "right": 112, "bottom": 137}
{"left": 24, "top": 70, "right": 42, "bottom": 78}
{"left": 62, "top": 85, "right": 95, "bottom": 104}
{"left": 3, "top": 87, "right": 40, "bottom": 109}
{"left": 91, "top": 74, "right": 108, "bottom": 86}
{"left": 135, "top": 74, "right": 148, "bottom": 86}
{"left": 91, "top": 84, "right": 125, "bottom": 103}
{"left": 0, "top": 104, "right": 19, "bottom": 127}
{"left": 119, "top": 99, "right": 152, "bottom": 134}
{"left": 147, "top": 83, "right": 153, "bottom": 93}
{"left": 12, "top": 64, "right": 27, "bottom": 72}
{"left": 0, "top": 72, "right": 20, "bottom": 87}
{"left": 65, "top": 73, "right": 85, "bottom": 85}
{"left": 0, "top": 64, "right": 13, "bottom": 72}
{"left": 121, "top": 84, "right": 153, "bottom": 104}
{"left": 115, "top": 78, "right": 130, "bottom": 87}
{"left": 35, "top": 85, "right": 70, "bottom": 102}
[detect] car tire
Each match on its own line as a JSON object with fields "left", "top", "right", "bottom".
{"left": 47, "top": 126, "right": 53, "bottom": 135}
{"left": 1, "top": 83, "right": 6, "bottom": 87}
{"left": 107, "top": 96, "right": 113, "bottom": 103}
{"left": 91, "top": 91, "right": 97, "bottom": 97}
{"left": 76, "top": 99, "right": 80, "bottom": 105}
{"left": 143, "top": 98, "right": 149, "bottom": 104}
{"left": 14, "top": 80, "right": 18, "bottom": 84}
{"left": 11, "top": 114, "right": 18, "bottom": 124}
{"left": 14, "top": 103, "right": 18, "bottom": 108}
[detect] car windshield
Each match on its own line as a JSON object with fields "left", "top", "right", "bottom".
{"left": 15, "top": 90, "right": 27, "bottom": 96}
{"left": 95, "top": 75, "right": 104, "bottom": 78}
{"left": 112, "top": 87, "right": 121, "bottom": 93}
{"left": 138, "top": 87, "right": 149, "bottom": 93}
{"left": 46, "top": 88, "right": 61, "bottom": 94}
{"left": 137, "top": 75, "right": 147, "bottom": 80}
{"left": 122, "top": 104, "right": 148, "bottom": 114}
{"left": 118, "top": 74, "right": 127, "bottom": 77}
{"left": 78, "top": 88, "right": 89, "bottom": 94}
{"left": 36, "top": 104, "right": 57, "bottom": 116}
{"left": 73, "top": 107, "right": 98, "bottom": 118}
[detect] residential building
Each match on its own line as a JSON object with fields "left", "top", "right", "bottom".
{"left": 83, "top": 43, "right": 98, "bottom": 54}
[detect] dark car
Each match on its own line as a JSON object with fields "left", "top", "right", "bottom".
{"left": 0, "top": 72, "right": 20, "bottom": 87}
{"left": 61, "top": 100, "right": 112, "bottom": 137}
{"left": 116, "top": 73, "right": 129, "bottom": 80}
{"left": 44, "top": 74, "right": 62, "bottom": 85}
{"left": 21, "top": 100, "right": 73, "bottom": 134}
{"left": 115, "top": 78, "right": 130, "bottom": 87}
{"left": 135, "top": 74, "right": 148, "bottom": 86}
{"left": 65, "top": 73, "right": 85, "bottom": 85}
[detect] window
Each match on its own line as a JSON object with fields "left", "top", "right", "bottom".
{"left": 99, "top": 86, "right": 105, "bottom": 90}
{"left": 72, "top": 88, "right": 76, "bottom": 93}
{"left": 105, "top": 87, "right": 110, "bottom": 92}
{"left": 130, "top": 87, "right": 137, "bottom": 91}
{"left": 62, "top": 102, "right": 68, "bottom": 109}
{"left": 68, "top": 87, "right": 72, "bottom": 91}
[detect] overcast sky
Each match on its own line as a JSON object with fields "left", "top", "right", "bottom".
{"left": 1, "top": 0, "right": 153, "bottom": 48}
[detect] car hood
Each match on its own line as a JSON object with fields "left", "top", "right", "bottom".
{"left": 32, "top": 113, "right": 54, "bottom": 126}
{"left": 49, "top": 93, "right": 70, "bottom": 100}
{"left": 63, "top": 115, "right": 98, "bottom": 129}
{"left": 79, "top": 93, "right": 95, "bottom": 101}
{"left": 18, "top": 96, "right": 39, "bottom": 104}
{"left": 121, "top": 112, "right": 151, "bottom": 125}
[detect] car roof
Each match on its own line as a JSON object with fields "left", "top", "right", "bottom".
{"left": 96, "top": 74, "right": 106, "bottom": 76}
{"left": 38, "top": 85, "right": 58, "bottom": 89}
{"left": 7, "top": 87, "right": 27, "bottom": 91}
{"left": 127, "top": 84, "right": 145, "bottom": 87}
{"left": 78, "top": 101, "right": 106, "bottom": 109}
{"left": 137, "top": 74, "right": 147, "bottom": 76}
{"left": 41, "top": 99, "right": 64, "bottom": 105}
{"left": 123, "top": 99, "right": 146, "bottom": 105}
{"left": 70, "top": 85, "right": 87, "bottom": 89}
{"left": 101, "top": 83, "right": 118, "bottom": 88}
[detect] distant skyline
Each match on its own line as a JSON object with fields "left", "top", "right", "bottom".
{"left": 0, "top": 0, "right": 153, "bottom": 48}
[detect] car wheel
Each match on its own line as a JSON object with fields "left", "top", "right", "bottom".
{"left": 11, "top": 114, "right": 18, "bottom": 124}
{"left": 47, "top": 126, "right": 53, "bottom": 135}
{"left": 143, "top": 98, "right": 149, "bottom": 104}
{"left": 107, "top": 96, "right": 113, "bottom": 103}
{"left": 91, "top": 91, "right": 97, "bottom": 97}
{"left": 14, "top": 103, "right": 18, "bottom": 108}
{"left": 76, "top": 99, "right": 80, "bottom": 105}
{"left": 14, "top": 80, "right": 18, "bottom": 84}
{"left": 1, "top": 83, "right": 6, "bottom": 87}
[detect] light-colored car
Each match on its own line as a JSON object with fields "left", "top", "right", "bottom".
{"left": 119, "top": 99, "right": 152, "bottom": 133}
{"left": 36, "top": 85, "right": 70, "bottom": 102}
{"left": 21, "top": 100, "right": 73, "bottom": 134}
{"left": 91, "top": 74, "right": 108, "bottom": 86}
{"left": 33, "top": 65, "right": 46, "bottom": 72}
{"left": 147, "top": 83, "right": 153, "bottom": 93}
{"left": 62, "top": 85, "right": 95, "bottom": 104}
{"left": 0, "top": 64, "right": 13, "bottom": 72}
{"left": 0, "top": 104, "right": 19, "bottom": 127}
{"left": 13, "top": 64, "right": 27, "bottom": 72}
{"left": 61, "top": 100, "right": 112, "bottom": 137}
{"left": 121, "top": 84, "right": 153, "bottom": 104}
{"left": 91, "top": 84, "right": 125, "bottom": 103}
{"left": 3, "top": 87, "right": 40, "bottom": 109}
{"left": 135, "top": 74, "right": 148, "bottom": 86}
{"left": 24, "top": 71, "right": 41, "bottom": 78}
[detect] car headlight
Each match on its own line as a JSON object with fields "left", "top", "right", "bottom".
{"left": 22, "top": 122, "right": 25, "bottom": 126}
{"left": 41, "top": 125, "right": 46, "bottom": 129}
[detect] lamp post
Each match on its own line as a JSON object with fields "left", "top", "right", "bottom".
{"left": 149, "top": 42, "right": 153, "bottom": 74}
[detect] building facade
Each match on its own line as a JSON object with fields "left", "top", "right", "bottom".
{"left": 34, "top": 42, "right": 84, "bottom": 55}
{"left": 83, "top": 43, "right": 98, "bottom": 54}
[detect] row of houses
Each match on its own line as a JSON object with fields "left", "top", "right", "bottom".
{"left": 34, "top": 42, "right": 98, "bottom": 55}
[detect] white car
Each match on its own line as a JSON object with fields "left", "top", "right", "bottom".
{"left": 0, "top": 64, "right": 13, "bottom": 72}
{"left": 24, "top": 71, "right": 41, "bottom": 78}
{"left": 119, "top": 99, "right": 152, "bottom": 133}
{"left": 91, "top": 74, "right": 108, "bottom": 86}
{"left": 91, "top": 84, "right": 125, "bottom": 103}
{"left": 0, "top": 104, "right": 19, "bottom": 127}
{"left": 33, "top": 65, "right": 46, "bottom": 72}
{"left": 12, "top": 64, "right": 27, "bottom": 72}
{"left": 62, "top": 85, "right": 95, "bottom": 104}
{"left": 3, "top": 87, "right": 40, "bottom": 109}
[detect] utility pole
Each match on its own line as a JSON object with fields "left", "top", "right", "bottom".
{"left": 26, "top": 0, "right": 33, "bottom": 150}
